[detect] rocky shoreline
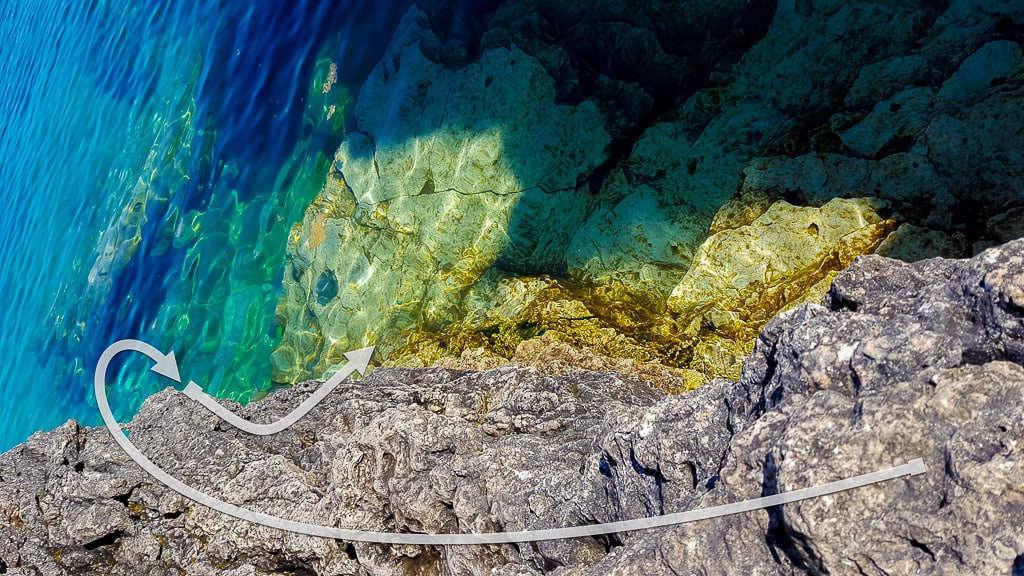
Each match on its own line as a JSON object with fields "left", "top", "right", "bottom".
{"left": 2, "top": 238, "right": 1022, "bottom": 575}
{"left": 4, "top": 1, "right": 1023, "bottom": 573}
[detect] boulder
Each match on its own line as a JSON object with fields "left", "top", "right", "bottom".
{"left": 664, "top": 196, "right": 896, "bottom": 378}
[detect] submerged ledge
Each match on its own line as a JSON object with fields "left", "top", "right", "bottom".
{"left": 271, "top": 0, "right": 1024, "bottom": 389}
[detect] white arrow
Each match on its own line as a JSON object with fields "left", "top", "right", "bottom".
{"left": 182, "top": 346, "right": 373, "bottom": 435}
{"left": 95, "top": 339, "right": 183, "bottom": 384}
{"left": 95, "top": 339, "right": 927, "bottom": 545}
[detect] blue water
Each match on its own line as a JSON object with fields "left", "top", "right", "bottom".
{"left": 0, "top": 0, "right": 408, "bottom": 452}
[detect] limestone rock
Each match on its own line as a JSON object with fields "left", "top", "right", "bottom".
{"left": 1, "top": 367, "right": 676, "bottom": 575}
{"left": 875, "top": 223, "right": 970, "bottom": 262}
{"left": 600, "top": 238, "right": 1024, "bottom": 576}
{"left": 727, "top": 22, "right": 1024, "bottom": 258}
{"left": 937, "top": 40, "right": 1022, "bottom": 106}
{"left": 275, "top": 0, "right": 1024, "bottom": 378}
{"left": 535, "top": 0, "right": 1024, "bottom": 367}
{"left": 272, "top": 6, "right": 610, "bottom": 382}
{"left": 844, "top": 54, "right": 938, "bottom": 108}
{"left": 739, "top": 152, "right": 959, "bottom": 231}
{"left": 665, "top": 197, "right": 896, "bottom": 378}
{"left": 3, "top": 238, "right": 1024, "bottom": 575}
{"left": 386, "top": 193, "right": 898, "bottom": 385}
{"left": 437, "top": 335, "right": 707, "bottom": 394}
{"left": 567, "top": 101, "right": 796, "bottom": 295}
{"left": 388, "top": 273, "right": 666, "bottom": 375}
{"left": 562, "top": 0, "right": 951, "bottom": 294}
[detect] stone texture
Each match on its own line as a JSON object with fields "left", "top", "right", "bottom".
{"left": 272, "top": 6, "right": 611, "bottom": 383}
{"left": 387, "top": 272, "right": 670, "bottom": 374}
{"left": 435, "top": 335, "right": 707, "bottom": 394}
{"left": 384, "top": 195, "right": 896, "bottom": 384}
{"left": 561, "top": 0, "right": 946, "bottom": 291}
{"left": 4, "top": 238, "right": 1024, "bottom": 574}
{"left": 273, "top": 0, "right": 1024, "bottom": 380}
{"left": 576, "top": 237, "right": 1024, "bottom": 576}
{"left": 664, "top": 197, "right": 896, "bottom": 379}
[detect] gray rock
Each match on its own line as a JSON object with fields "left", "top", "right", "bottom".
{"left": 568, "top": 239, "right": 1024, "bottom": 576}
{"left": 4, "top": 239, "right": 1024, "bottom": 574}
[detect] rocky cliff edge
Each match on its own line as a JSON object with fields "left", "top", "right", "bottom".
{"left": 2, "top": 239, "right": 1023, "bottom": 574}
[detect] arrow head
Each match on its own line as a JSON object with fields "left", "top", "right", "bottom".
{"left": 344, "top": 346, "right": 375, "bottom": 375}
{"left": 151, "top": 350, "right": 181, "bottom": 383}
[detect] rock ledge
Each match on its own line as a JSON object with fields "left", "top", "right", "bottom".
{"left": 2, "top": 240, "right": 1023, "bottom": 575}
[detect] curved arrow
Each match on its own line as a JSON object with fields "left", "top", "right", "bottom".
{"left": 181, "top": 346, "right": 373, "bottom": 435}
{"left": 96, "top": 339, "right": 927, "bottom": 545}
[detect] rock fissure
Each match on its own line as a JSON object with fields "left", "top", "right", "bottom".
{"left": 81, "top": 530, "right": 125, "bottom": 551}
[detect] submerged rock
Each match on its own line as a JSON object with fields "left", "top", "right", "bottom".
{"left": 664, "top": 196, "right": 897, "bottom": 378}
{"left": 387, "top": 195, "right": 895, "bottom": 385}
{"left": 272, "top": 6, "right": 610, "bottom": 383}
{"left": 273, "top": 0, "right": 1024, "bottom": 379}
{"left": 3, "top": 240, "right": 1023, "bottom": 575}
{"left": 387, "top": 272, "right": 668, "bottom": 372}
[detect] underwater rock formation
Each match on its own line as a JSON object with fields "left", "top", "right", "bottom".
{"left": 273, "top": 0, "right": 1024, "bottom": 381}
{"left": 3, "top": 238, "right": 1022, "bottom": 575}
{"left": 272, "top": 0, "right": 781, "bottom": 379}
{"left": 272, "top": 6, "right": 611, "bottom": 383}
{"left": 388, "top": 196, "right": 895, "bottom": 382}
{"left": 663, "top": 197, "right": 897, "bottom": 378}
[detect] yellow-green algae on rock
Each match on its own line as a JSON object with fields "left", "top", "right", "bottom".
{"left": 269, "top": 0, "right": 1024, "bottom": 392}
{"left": 388, "top": 272, "right": 666, "bottom": 367}
{"left": 384, "top": 195, "right": 896, "bottom": 385}
{"left": 663, "top": 196, "right": 897, "bottom": 378}
{"left": 270, "top": 10, "right": 610, "bottom": 384}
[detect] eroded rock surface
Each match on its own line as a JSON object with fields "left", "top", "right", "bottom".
{"left": 272, "top": 6, "right": 613, "bottom": 383}
{"left": 663, "top": 197, "right": 897, "bottom": 378}
{"left": 3, "top": 240, "right": 1023, "bottom": 575}
{"left": 274, "top": 0, "right": 1024, "bottom": 382}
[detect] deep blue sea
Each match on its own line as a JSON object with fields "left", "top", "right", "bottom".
{"left": 0, "top": 0, "right": 408, "bottom": 452}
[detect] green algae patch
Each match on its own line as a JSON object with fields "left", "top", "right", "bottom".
{"left": 270, "top": 40, "right": 611, "bottom": 384}
{"left": 386, "top": 195, "right": 897, "bottom": 388}
{"left": 666, "top": 197, "right": 898, "bottom": 378}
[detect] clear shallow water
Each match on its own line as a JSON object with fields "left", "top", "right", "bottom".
{"left": 0, "top": 0, "right": 408, "bottom": 452}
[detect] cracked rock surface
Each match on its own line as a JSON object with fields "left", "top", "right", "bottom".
{"left": 3, "top": 239, "right": 1023, "bottom": 574}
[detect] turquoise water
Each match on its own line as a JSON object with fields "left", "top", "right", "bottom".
{"left": 0, "top": 0, "right": 407, "bottom": 452}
